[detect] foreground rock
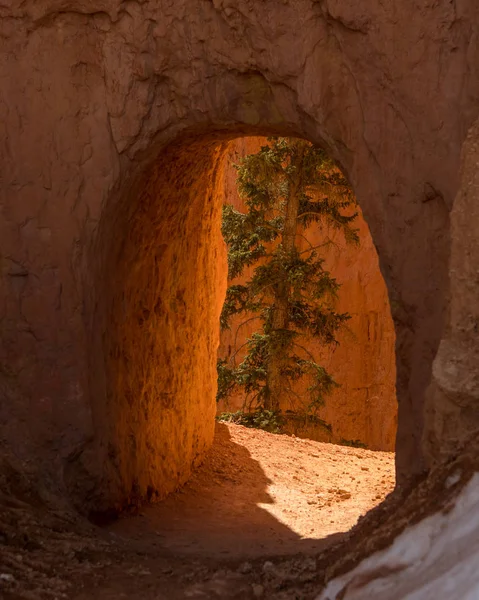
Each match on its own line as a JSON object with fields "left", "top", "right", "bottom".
{"left": 317, "top": 443, "right": 479, "bottom": 599}
{"left": 318, "top": 474, "right": 479, "bottom": 599}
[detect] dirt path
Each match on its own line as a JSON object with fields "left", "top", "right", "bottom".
{"left": 108, "top": 423, "right": 395, "bottom": 559}
{"left": 0, "top": 423, "right": 395, "bottom": 599}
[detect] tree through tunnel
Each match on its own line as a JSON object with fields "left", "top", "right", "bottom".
{"left": 3, "top": 3, "right": 479, "bottom": 597}
{"left": 65, "top": 126, "right": 426, "bottom": 515}
{"left": 216, "top": 136, "right": 397, "bottom": 451}
{"left": 1, "top": 0, "right": 465, "bottom": 519}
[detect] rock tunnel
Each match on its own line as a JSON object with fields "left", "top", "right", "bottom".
{"left": 1, "top": 0, "right": 479, "bottom": 523}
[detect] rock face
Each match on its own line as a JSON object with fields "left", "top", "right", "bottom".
{"left": 319, "top": 471, "right": 479, "bottom": 600}
{"left": 316, "top": 432, "right": 479, "bottom": 600}
{"left": 1, "top": 1, "right": 479, "bottom": 509}
{"left": 64, "top": 139, "right": 229, "bottom": 510}
{"left": 424, "top": 118, "right": 479, "bottom": 467}
{"left": 217, "top": 138, "right": 397, "bottom": 451}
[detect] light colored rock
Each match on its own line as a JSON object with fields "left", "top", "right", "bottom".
{"left": 238, "top": 562, "right": 253, "bottom": 574}
{"left": 316, "top": 473, "right": 479, "bottom": 600}
{"left": 262, "top": 561, "right": 275, "bottom": 574}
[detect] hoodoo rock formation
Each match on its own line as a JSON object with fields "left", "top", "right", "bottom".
{"left": 217, "top": 137, "right": 397, "bottom": 451}
{"left": 1, "top": 0, "right": 479, "bottom": 527}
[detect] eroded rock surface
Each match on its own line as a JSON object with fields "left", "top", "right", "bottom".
{"left": 1, "top": 1, "right": 479, "bottom": 509}
{"left": 424, "top": 117, "right": 479, "bottom": 467}
{"left": 317, "top": 442, "right": 479, "bottom": 600}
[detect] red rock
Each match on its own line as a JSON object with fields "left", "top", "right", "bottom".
{"left": 217, "top": 138, "right": 397, "bottom": 451}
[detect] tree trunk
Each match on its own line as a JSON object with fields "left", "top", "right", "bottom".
{"left": 265, "top": 142, "right": 305, "bottom": 411}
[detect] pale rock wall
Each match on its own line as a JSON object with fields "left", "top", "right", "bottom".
{"left": 318, "top": 476, "right": 479, "bottom": 600}
{"left": 316, "top": 434, "right": 479, "bottom": 600}
{"left": 218, "top": 138, "right": 397, "bottom": 451}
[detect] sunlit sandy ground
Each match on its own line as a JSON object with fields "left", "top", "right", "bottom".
{"left": 108, "top": 423, "right": 395, "bottom": 559}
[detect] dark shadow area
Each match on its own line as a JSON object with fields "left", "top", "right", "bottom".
{"left": 105, "top": 423, "right": 345, "bottom": 560}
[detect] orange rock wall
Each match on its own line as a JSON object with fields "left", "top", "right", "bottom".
{"left": 66, "top": 138, "right": 229, "bottom": 511}
{"left": 2, "top": 0, "right": 475, "bottom": 507}
{"left": 218, "top": 138, "right": 397, "bottom": 451}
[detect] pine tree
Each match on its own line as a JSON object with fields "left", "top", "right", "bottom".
{"left": 217, "top": 137, "right": 358, "bottom": 422}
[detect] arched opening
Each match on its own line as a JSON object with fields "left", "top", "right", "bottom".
{"left": 1, "top": 24, "right": 452, "bottom": 522}
{"left": 72, "top": 131, "right": 397, "bottom": 558}
{"left": 62, "top": 127, "right": 397, "bottom": 550}
{"left": 1, "top": 2, "right": 474, "bottom": 595}
{"left": 64, "top": 114, "right": 442, "bottom": 515}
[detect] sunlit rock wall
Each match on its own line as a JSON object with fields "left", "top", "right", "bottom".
{"left": 218, "top": 138, "right": 397, "bottom": 451}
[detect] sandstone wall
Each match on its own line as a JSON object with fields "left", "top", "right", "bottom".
{"left": 1, "top": 0, "right": 479, "bottom": 509}
{"left": 424, "top": 118, "right": 479, "bottom": 466}
{"left": 217, "top": 138, "right": 397, "bottom": 451}
{"left": 65, "top": 139, "right": 229, "bottom": 511}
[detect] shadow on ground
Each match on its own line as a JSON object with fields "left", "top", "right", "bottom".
{"left": 106, "top": 423, "right": 345, "bottom": 560}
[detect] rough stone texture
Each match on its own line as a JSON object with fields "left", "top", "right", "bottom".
{"left": 64, "top": 138, "right": 229, "bottom": 510}
{"left": 315, "top": 432, "right": 479, "bottom": 600}
{"left": 1, "top": 0, "right": 479, "bottom": 509}
{"left": 424, "top": 118, "right": 479, "bottom": 467}
{"left": 217, "top": 138, "right": 397, "bottom": 451}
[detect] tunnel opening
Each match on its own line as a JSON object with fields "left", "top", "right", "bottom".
{"left": 216, "top": 136, "right": 397, "bottom": 452}
{"left": 1, "top": 2, "right": 473, "bottom": 594}
{"left": 79, "top": 131, "right": 398, "bottom": 561}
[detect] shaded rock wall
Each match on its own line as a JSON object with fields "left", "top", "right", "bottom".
{"left": 1, "top": 0, "right": 479, "bottom": 508}
{"left": 424, "top": 117, "right": 479, "bottom": 467}
{"left": 218, "top": 138, "right": 397, "bottom": 451}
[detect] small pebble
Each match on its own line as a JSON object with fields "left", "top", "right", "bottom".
{"left": 262, "top": 561, "right": 275, "bottom": 574}
{"left": 238, "top": 561, "right": 252, "bottom": 574}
